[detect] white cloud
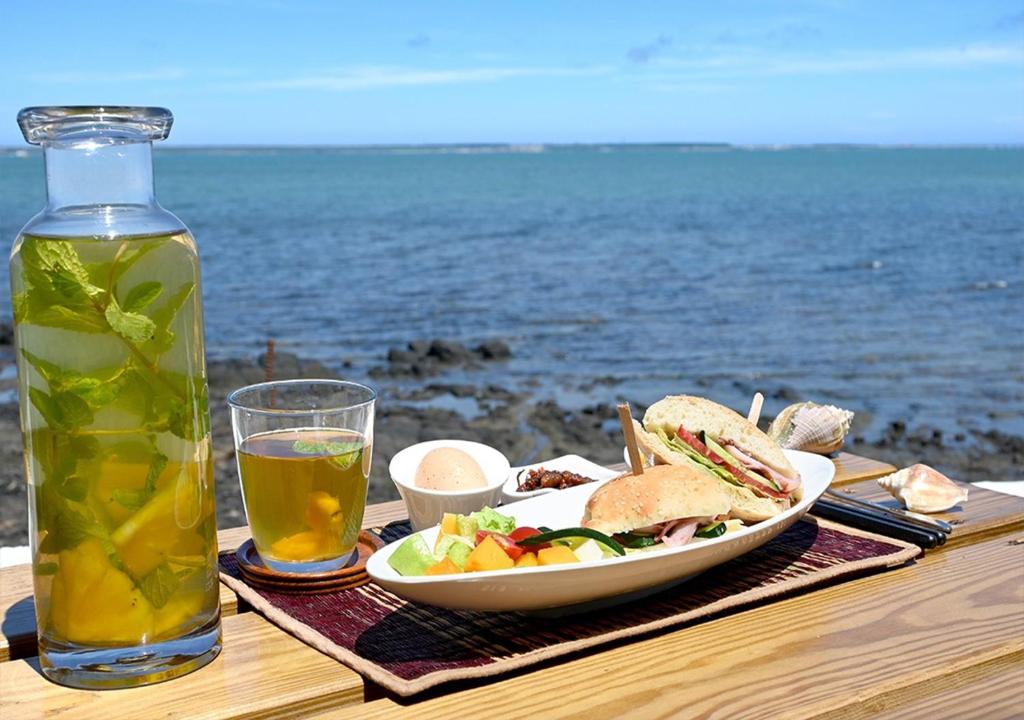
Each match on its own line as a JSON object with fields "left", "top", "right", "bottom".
{"left": 995, "top": 113, "right": 1024, "bottom": 126}
{"left": 30, "top": 68, "right": 188, "bottom": 84}
{"left": 228, "top": 65, "right": 612, "bottom": 92}
{"left": 651, "top": 43, "right": 1024, "bottom": 78}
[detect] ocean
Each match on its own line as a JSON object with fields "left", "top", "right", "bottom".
{"left": 1, "top": 145, "right": 1022, "bottom": 440}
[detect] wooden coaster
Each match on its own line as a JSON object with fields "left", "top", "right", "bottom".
{"left": 237, "top": 562, "right": 369, "bottom": 586}
{"left": 235, "top": 530, "right": 382, "bottom": 594}
{"left": 240, "top": 571, "right": 372, "bottom": 595}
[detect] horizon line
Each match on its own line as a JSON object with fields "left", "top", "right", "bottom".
{"left": 2, "top": 141, "right": 1023, "bottom": 152}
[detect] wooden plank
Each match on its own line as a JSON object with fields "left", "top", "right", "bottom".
{"left": 316, "top": 535, "right": 1024, "bottom": 720}
{"left": 0, "top": 612, "right": 366, "bottom": 720}
{"left": 0, "top": 500, "right": 409, "bottom": 663}
{"left": 830, "top": 452, "right": 897, "bottom": 486}
{"left": 828, "top": 479, "right": 1024, "bottom": 547}
{"left": 2, "top": 455, "right": 1018, "bottom": 718}
{"left": 813, "top": 649, "right": 1024, "bottom": 719}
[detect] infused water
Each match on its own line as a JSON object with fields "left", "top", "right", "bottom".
{"left": 11, "top": 231, "right": 219, "bottom": 684}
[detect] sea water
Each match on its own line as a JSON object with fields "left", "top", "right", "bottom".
{"left": 2, "top": 145, "right": 1021, "bottom": 438}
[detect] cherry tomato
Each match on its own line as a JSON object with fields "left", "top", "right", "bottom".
{"left": 509, "top": 527, "right": 550, "bottom": 549}
{"left": 509, "top": 527, "right": 540, "bottom": 542}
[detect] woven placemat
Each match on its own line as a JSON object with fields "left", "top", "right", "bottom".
{"left": 218, "top": 517, "right": 919, "bottom": 696}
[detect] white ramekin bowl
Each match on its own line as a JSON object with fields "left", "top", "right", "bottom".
{"left": 389, "top": 439, "right": 510, "bottom": 531}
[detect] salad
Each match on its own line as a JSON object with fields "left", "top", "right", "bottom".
{"left": 387, "top": 506, "right": 743, "bottom": 577}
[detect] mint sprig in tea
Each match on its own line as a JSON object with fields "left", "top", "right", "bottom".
{"left": 238, "top": 429, "right": 370, "bottom": 566}
{"left": 11, "top": 228, "right": 220, "bottom": 685}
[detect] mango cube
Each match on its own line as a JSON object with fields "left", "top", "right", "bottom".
{"left": 464, "top": 535, "right": 514, "bottom": 572}
{"left": 440, "top": 513, "right": 459, "bottom": 536}
{"left": 270, "top": 530, "right": 332, "bottom": 561}
{"left": 425, "top": 557, "right": 463, "bottom": 576}
{"left": 514, "top": 552, "right": 538, "bottom": 568}
{"left": 305, "top": 491, "right": 342, "bottom": 532}
{"left": 538, "top": 545, "right": 579, "bottom": 566}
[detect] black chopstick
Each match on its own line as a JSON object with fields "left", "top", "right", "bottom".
{"left": 824, "top": 488, "right": 953, "bottom": 533}
{"left": 812, "top": 499, "right": 946, "bottom": 549}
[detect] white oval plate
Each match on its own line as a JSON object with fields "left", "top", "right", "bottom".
{"left": 501, "top": 454, "right": 622, "bottom": 504}
{"left": 367, "top": 450, "right": 835, "bottom": 612}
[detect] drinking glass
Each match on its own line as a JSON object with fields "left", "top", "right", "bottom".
{"left": 228, "top": 379, "right": 376, "bottom": 573}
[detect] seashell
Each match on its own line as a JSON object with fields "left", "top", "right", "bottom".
{"left": 877, "top": 464, "right": 968, "bottom": 513}
{"left": 767, "top": 402, "right": 854, "bottom": 455}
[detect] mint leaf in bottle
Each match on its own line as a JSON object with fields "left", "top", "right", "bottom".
{"left": 105, "top": 297, "right": 157, "bottom": 342}
{"left": 53, "top": 391, "right": 94, "bottom": 427}
{"left": 34, "top": 562, "right": 58, "bottom": 576}
{"left": 111, "top": 488, "right": 150, "bottom": 511}
{"left": 144, "top": 452, "right": 169, "bottom": 493}
{"left": 28, "top": 387, "right": 64, "bottom": 428}
{"left": 26, "top": 382, "right": 93, "bottom": 429}
{"left": 145, "top": 281, "right": 194, "bottom": 353}
{"left": 112, "top": 450, "right": 167, "bottom": 509}
{"left": 20, "top": 349, "right": 63, "bottom": 386}
{"left": 122, "top": 281, "right": 163, "bottom": 313}
{"left": 138, "top": 563, "right": 181, "bottom": 609}
{"left": 58, "top": 475, "right": 89, "bottom": 503}
{"left": 38, "top": 505, "right": 106, "bottom": 554}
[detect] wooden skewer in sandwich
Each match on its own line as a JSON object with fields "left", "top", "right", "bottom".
{"left": 617, "top": 402, "right": 645, "bottom": 476}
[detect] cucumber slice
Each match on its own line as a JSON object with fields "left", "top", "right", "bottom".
{"left": 614, "top": 532, "right": 658, "bottom": 549}
{"left": 695, "top": 521, "right": 726, "bottom": 539}
{"left": 517, "top": 527, "right": 626, "bottom": 556}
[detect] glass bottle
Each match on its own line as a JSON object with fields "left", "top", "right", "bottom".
{"left": 9, "top": 107, "right": 221, "bottom": 689}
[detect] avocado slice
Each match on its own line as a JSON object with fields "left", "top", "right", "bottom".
{"left": 455, "top": 515, "right": 478, "bottom": 539}
{"left": 388, "top": 535, "right": 435, "bottom": 576}
{"left": 445, "top": 541, "right": 472, "bottom": 569}
{"left": 434, "top": 533, "right": 474, "bottom": 566}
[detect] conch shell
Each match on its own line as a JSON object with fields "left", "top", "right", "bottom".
{"left": 877, "top": 464, "right": 968, "bottom": 513}
{"left": 768, "top": 402, "right": 854, "bottom": 455}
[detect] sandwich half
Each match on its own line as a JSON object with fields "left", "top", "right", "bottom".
{"left": 633, "top": 395, "right": 803, "bottom": 522}
{"left": 582, "top": 464, "right": 732, "bottom": 548}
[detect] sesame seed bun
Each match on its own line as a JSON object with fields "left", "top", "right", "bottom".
{"left": 643, "top": 395, "right": 799, "bottom": 480}
{"left": 581, "top": 464, "right": 731, "bottom": 535}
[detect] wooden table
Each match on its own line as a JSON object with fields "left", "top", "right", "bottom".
{"left": 2, "top": 452, "right": 1022, "bottom": 719}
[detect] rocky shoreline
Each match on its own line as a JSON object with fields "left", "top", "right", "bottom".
{"left": 0, "top": 339, "right": 1021, "bottom": 546}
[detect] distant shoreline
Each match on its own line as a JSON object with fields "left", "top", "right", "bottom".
{"left": 2, "top": 143, "right": 1023, "bottom": 154}
{"left": 0, "top": 346, "right": 1021, "bottom": 546}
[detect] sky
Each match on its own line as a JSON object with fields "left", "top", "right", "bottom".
{"left": 1, "top": 0, "right": 1022, "bottom": 146}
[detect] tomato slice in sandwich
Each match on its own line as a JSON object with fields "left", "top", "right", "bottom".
{"left": 675, "top": 426, "right": 787, "bottom": 500}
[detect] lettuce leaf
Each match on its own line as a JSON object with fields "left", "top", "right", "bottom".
{"left": 471, "top": 506, "right": 515, "bottom": 534}
{"left": 655, "top": 427, "right": 746, "bottom": 487}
